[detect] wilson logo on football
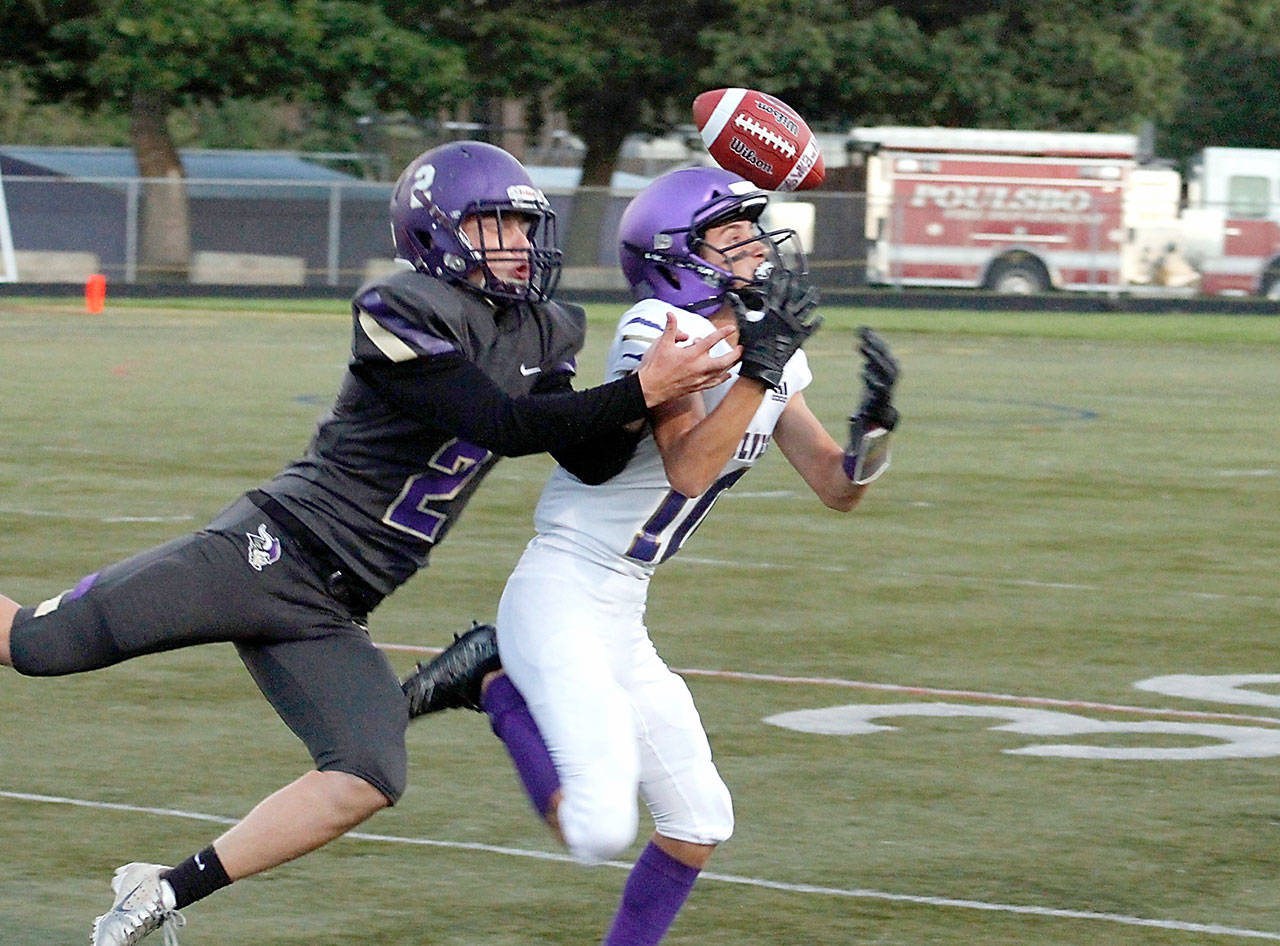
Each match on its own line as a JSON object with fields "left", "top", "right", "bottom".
{"left": 693, "top": 87, "right": 825, "bottom": 192}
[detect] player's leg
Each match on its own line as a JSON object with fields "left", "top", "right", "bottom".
{"left": 603, "top": 835, "right": 712, "bottom": 946}
{"left": 210, "top": 769, "right": 389, "bottom": 878}
{"left": 89, "top": 499, "right": 406, "bottom": 943}
{"left": 6, "top": 525, "right": 266, "bottom": 677}
{"left": 92, "top": 644, "right": 401, "bottom": 946}
{"left": 602, "top": 653, "right": 734, "bottom": 946}
{"left": 403, "top": 623, "right": 566, "bottom": 832}
{"left": 97, "top": 771, "right": 387, "bottom": 943}
{"left": 0, "top": 592, "right": 19, "bottom": 665}
{"left": 480, "top": 671, "right": 564, "bottom": 833}
{"left": 213, "top": 630, "right": 407, "bottom": 879}
{"left": 494, "top": 544, "right": 645, "bottom": 863}
{"left": 92, "top": 626, "right": 407, "bottom": 944}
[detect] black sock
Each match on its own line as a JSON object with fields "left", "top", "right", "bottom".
{"left": 160, "top": 845, "right": 232, "bottom": 909}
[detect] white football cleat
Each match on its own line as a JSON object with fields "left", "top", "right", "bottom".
{"left": 90, "top": 862, "right": 186, "bottom": 946}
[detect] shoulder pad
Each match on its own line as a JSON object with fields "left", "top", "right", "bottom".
{"left": 618, "top": 298, "right": 712, "bottom": 340}
{"left": 352, "top": 270, "right": 489, "bottom": 363}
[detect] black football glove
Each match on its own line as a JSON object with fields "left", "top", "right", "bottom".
{"left": 727, "top": 266, "right": 822, "bottom": 390}
{"left": 844, "top": 326, "right": 899, "bottom": 485}
{"left": 854, "top": 326, "right": 899, "bottom": 430}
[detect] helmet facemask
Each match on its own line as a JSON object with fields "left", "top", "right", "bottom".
{"left": 390, "top": 141, "right": 563, "bottom": 305}
{"left": 458, "top": 200, "right": 562, "bottom": 303}
{"left": 649, "top": 214, "right": 806, "bottom": 312}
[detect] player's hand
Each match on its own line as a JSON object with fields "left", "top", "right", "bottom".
{"left": 728, "top": 266, "right": 822, "bottom": 389}
{"left": 843, "top": 327, "right": 899, "bottom": 485}
{"left": 636, "top": 313, "right": 740, "bottom": 407}
{"left": 854, "top": 326, "right": 899, "bottom": 430}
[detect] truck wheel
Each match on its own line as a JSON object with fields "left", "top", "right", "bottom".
{"left": 987, "top": 260, "right": 1049, "bottom": 294}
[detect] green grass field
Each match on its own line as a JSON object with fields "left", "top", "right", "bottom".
{"left": 1, "top": 297, "right": 1278, "bottom": 945}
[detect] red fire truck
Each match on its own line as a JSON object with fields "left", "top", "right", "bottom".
{"left": 852, "top": 126, "right": 1167, "bottom": 294}
{"left": 851, "top": 126, "right": 1280, "bottom": 298}
{"left": 1188, "top": 147, "right": 1280, "bottom": 297}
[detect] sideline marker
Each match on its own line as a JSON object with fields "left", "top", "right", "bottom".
{"left": 85, "top": 273, "right": 106, "bottom": 314}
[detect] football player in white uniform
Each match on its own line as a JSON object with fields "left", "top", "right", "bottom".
{"left": 403, "top": 165, "right": 899, "bottom": 946}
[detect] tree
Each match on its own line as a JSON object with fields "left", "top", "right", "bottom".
{"left": 701, "top": 0, "right": 1280, "bottom": 167}
{"left": 416, "top": 0, "right": 733, "bottom": 265}
{"left": 1150, "top": 0, "right": 1280, "bottom": 162}
{"left": 701, "top": 1, "right": 1183, "bottom": 134}
{"left": 0, "top": 0, "right": 466, "bottom": 278}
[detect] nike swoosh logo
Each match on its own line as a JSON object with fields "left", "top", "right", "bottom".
{"left": 519, "top": 364, "right": 541, "bottom": 376}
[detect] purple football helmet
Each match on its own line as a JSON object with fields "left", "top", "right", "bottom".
{"left": 391, "top": 140, "right": 561, "bottom": 302}
{"left": 618, "top": 166, "right": 804, "bottom": 310}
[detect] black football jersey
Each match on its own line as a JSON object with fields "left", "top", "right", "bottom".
{"left": 257, "top": 269, "right": 588, "bottom": 594}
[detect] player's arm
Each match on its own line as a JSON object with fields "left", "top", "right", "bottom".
{"left": 775, "top": 326, "right": 899, "bottom": 510}
{"left": 772, "top": 393, "right": 865, "bottom": 511}
{"left": 607, "top": 315, "right": 765, "bottom": 497}
{"left": 534, "top": 370, "right": 644, "bottom": 484}
{"left": 652, "top": 266, "right": 824, "bottom": 497}
{"left": 352, "top": 315, "right": 737, "bottom": 458}
{"left": 650, "top": 378, "right": 768, "bottom": 497}
{"left": 844, "top": 326, "right": 899, "bottom": 485}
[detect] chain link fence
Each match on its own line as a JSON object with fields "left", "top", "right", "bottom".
{"left": 0, "top": 174, "right": 872, "bottom": 290}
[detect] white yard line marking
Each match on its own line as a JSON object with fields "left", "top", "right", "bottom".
{"left": 374, "top": 642, "right": 1280, "bottom": 727}
{"left": 0, "top": 506, "right": 194, "bottom": 523}
{"left": 672, "top": 669, "right": 1280, "bottom": 728}
{"left": 680, "top": 554, "right": 851, "bottom": 573}
{"left": 678, "top": 556, "right": 1278, "bottom": 605}
{"left": 2, "top": 790, "right": 1277, "bottom": 941}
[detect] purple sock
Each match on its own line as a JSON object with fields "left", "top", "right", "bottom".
{"left": 483, "top": 673, "right": 561, "bottom": 817}
{"left": 602, "top": 841, "right": 701, "bottom": 946}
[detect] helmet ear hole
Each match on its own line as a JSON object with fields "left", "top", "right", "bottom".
{"left": 413, "top": 229, "right": 433, "bottom": 252}
{"left": 655, "top": 264, "right": 681, "bottom": 291}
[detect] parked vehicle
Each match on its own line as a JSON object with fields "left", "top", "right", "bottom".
{"left": 852, "top": 125, "right": 1280, "bottom": 297}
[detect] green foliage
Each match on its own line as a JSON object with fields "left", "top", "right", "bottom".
{"left": 703, "top": 1, "right": 1184, "bottom": 134}
{"left": 5, "top": 0, "right": 1280, "bottom": 175}
{"left": 414, "top": 0, "right": 733, "bottom": 183}
{"left": 0, "top": 0, "right": 466, "bottom": 125}
{"left": 1155, "top": 0, "right": 1280, "bottom": 159}
{"left": 0, "top": 67, "right": 132, "bottom": 145}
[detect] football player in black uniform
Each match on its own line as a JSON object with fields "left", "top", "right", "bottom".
{"left": 0, "top": 140, "right": 742, "bottom": 946}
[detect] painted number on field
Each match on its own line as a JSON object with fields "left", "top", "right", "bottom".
{"left": 763, "top": 675, "right": 1280, "bottom": 761}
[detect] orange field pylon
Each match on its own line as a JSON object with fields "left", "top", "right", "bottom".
{"left": 85, "top": 273, "right": 106, "bottom": 314}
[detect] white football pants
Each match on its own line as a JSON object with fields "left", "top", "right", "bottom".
{"left": 495, "top": 536, "right": 734, "bottom": 864}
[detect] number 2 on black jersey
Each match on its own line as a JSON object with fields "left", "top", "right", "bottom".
{"left": 383, "top": 439, "right": 492, "bottom": 543}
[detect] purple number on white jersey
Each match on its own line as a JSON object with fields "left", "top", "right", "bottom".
{"left": 624, "top": 468, "right": 747, "bottom": 565}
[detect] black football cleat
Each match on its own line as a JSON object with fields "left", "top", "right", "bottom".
{"left": 403, "top": 622, "right": 501, "bottom": 718}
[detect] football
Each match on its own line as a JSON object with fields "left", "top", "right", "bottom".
{"left": 692, "top": 88, "right": 825, "bottom": 192}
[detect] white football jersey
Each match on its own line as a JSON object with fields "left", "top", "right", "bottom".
{"left": 531, "top": 298, "right": 812, "bottom": 576}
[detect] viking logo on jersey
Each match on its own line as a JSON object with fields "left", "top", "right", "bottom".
{"left": 247, "top": 524, "right": 281, "bottom": 571}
